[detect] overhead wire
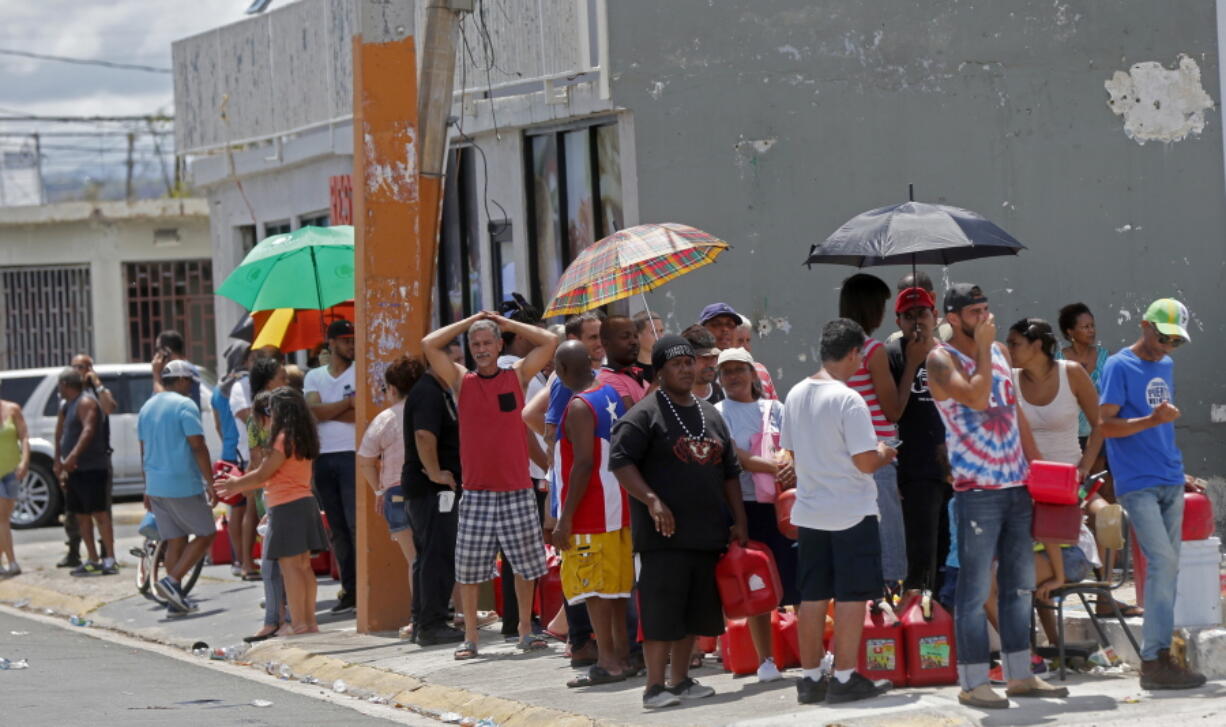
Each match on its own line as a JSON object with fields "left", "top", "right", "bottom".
{"left": 0, "top": 47, "right": 172, "bottom": 73}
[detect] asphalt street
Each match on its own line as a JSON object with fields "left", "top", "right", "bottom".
{"left": 0, "top": 607, "right": 427, "bottom": 726}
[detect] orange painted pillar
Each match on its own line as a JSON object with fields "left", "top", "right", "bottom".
{"left": 351, "top": 7, "right": 430, "bottom": 633}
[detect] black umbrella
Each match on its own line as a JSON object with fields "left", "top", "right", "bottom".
{"left": 228, "top": 313, "right": 254, "bottom": 343}
{"left": 806, "top": 194, "right": 1025, "bottom": 268}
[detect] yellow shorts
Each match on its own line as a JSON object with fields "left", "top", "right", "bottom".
{"left": 560, "top": 528, "right": 634, "bottom": 604}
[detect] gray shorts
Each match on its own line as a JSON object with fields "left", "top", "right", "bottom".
{"left": 149, "top": 494, "right": 215, "bottom": 540}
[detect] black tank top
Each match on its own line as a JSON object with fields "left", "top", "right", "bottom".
{"left": 60, "top": 392, "right": 110, "bottom": 471}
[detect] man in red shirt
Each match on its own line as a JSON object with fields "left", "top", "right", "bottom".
{"left": 423, "top": 311, "right": 558, "bottom": 660}
{"left": 597, "top": 315, "right": 649, "bottom": 411}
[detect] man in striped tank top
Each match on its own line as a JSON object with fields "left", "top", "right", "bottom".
{"left": 927, "top": 284, "right": 1062, "bottom": 709}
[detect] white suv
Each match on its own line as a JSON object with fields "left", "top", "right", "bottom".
{"left": 0, "top": 363, "right": 222, "bottom": 528}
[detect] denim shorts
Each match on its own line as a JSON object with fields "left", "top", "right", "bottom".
{"left": 0, "top": 472, "right": 17, "bottom": 499}
{"left": 1059, "top": 545, "right": 1091, "bottom": 584}
{"left": 383, "top": 486, "right": 411, "bottom": 534}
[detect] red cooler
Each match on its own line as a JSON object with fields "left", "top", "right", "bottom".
{"left": 899, "top": 593, "right": 957, "bottom": 686}
{"left": 716, "top": 541, "right": 783, "bottom": 619}
{"left": 858, "top": 601, "right": 906, "bottom": 686}
{"left": 721, "top": 618, "right": 759, "bottom": 675}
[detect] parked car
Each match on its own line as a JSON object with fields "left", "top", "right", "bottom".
{"left": 0, "top": 363, "right": 221, "bottom": 528}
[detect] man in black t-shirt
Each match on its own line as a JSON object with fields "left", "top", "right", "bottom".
{"left": 610, "top": 335, "right": 746, "bottom": 709}
{"left": 402, "top": 367, "right": 465, "bottom": 645}
{"left": 885, "top": 287, "right": 950, "bottom": 593}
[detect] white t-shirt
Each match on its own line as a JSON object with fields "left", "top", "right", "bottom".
{"left": 781, "top": 376, "right": 880, "bottom": 532}
{"left": 526, "top": 372, "right": 548, "bottom": 480}
{"left": 304, "top": 364, "right": 357, "bottom": 453}
{"left": 227, "top": 377, "right": 252, "bottom": 461}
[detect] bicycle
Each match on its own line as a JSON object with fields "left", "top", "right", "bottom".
{"left": 131, "top": 512, "right": 204, "bottom": 604}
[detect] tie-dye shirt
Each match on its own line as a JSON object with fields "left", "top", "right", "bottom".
{"left": 933, "top": 343, "right": 1029, "bottom": 491}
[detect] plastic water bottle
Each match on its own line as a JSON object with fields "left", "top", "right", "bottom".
{"left": 0, "top": 658, "right": 29, "bottom": 670}
{"left": 68, "top": 615, "right": 92, "bottom": 627}
{"left": 818, "top": 651, "right": 835, "bottom": 676}
{"left": 332, "top": 679, "right": 348, "bottom": 694}
{"left": 278, "top": 663, "right": 293, "bottom": 680}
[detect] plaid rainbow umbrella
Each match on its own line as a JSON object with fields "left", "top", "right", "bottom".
{"left": 543, "top": 223, "right": 730, "bottom": 317}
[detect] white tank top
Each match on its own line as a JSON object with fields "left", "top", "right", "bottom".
{"left": 1012, "top": 360, "right": 1082, "bottom": 466}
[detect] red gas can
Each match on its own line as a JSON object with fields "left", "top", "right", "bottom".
{"left": 858, "top": 601, "right": 906, "bottom": 686}
{"left": 770, "top": 609, "right": 800, "bottom": 669}
{"left": 1031, "top": 502, "right": 1081, "bottom": 545}
{"left": 716, "top": 541, "right": 783, "bottom": 619}
{"left": 899, "top": 593, "right": 958, "bottom": 686}
{"left": 1026, "top": 461, "right": 1079, "bottom": 505}
{"left": 1183, "top": 492, "right": 1215, "bottom": 541}
{"left": 210, "top": 515, "right": 232, "bottom": 565}
{"left": 721, "top": 618, "right": 759, "bottom": 675}
{"left": 311, "top": 549, "right": 332, "bottom": 576}
{"left": 534, "top": 548, "right": 564, "bottom": 622}
{"left": 775, "top": 488, "right": 798, "bottom": 540}
{"left": 696, "top": 635, "right": 718, "bottom": 653}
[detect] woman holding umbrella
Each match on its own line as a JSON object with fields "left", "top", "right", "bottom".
{"left": 838, "top": 273, "right": 908, "bottom": 590}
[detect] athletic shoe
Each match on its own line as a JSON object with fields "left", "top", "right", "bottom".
{"left": 155, "top": 576, "right": 190, "bottom": 612}
{"left": 0, "top": 564, "right": 20, "bottom": 578}
{"left": 988, "top": 664, "right": 1006, "bottom": 685}
{"left": 70, "top": 562, "right": 103, "bottom": 577}
{"left": 642, "top": 684, "right": 681, "bottom": 709}
{"left": 757, "top": 657, "right": 783, "bottom": 683}
{"left": 166, "top": 604, "right": 190, "bottom": 619}
{"left": 57, "top": 553, "right": 81, "bottom": 568}
{"left": 101, "top": 561, "right": 119, "bottom": 576}
{"left": 825, "top": 672, "right": 892, "bottom": 704}
{"left": 329, "top": 593, "right": 356, "bottom": 615}
{"left": 416, "top": 626, "right": 465, "bottom": 646}
{"left": 796, "top": 675, "right": 829, "bottom": 704}
{"left": 668, "top": 677, "right": 715, "bottom": 700}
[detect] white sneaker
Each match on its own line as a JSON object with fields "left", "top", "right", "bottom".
{"left": 756, "top": 657, "right": 782, "bottom": 683}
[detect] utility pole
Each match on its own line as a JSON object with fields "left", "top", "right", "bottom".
{"left": 125, "top": 132, "right": 135, "bottom": 202}
{"left": 351, "top": 0, "right": 465, "bottom": 633}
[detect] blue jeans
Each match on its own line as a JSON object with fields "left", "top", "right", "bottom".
{"left": 262, "top": 545, "right": 289, "bottom": 627}
{"left": 1118, "top": 484, "right": 1184, "bottom": 660}
{"left": 954, "top": 487, "right": 1035, "bottom": 689}
{"left": 873, "top": 463, "right": 907, "bottom": 583}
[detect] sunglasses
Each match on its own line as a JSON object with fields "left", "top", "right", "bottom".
{"left": 1155, "top": 331, "right": 1186, "bottom": 348}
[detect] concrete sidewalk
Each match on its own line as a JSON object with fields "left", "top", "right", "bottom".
{"left": 3, "top": 530, "right": 1225, "bottom": 727}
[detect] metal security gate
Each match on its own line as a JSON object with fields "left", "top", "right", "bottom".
{"left": 0, "top": 265, "right": 93, "bottom": 369}
{"left": 124, "top": 260, "right": 215, "bottom": 367}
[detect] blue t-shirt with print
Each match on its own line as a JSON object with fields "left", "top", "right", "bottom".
{"left": 138, "top": 391, "right": 206, "bottom": 498}
{"left": 1099, "top": 348, "right": 1183, "bottom": 496}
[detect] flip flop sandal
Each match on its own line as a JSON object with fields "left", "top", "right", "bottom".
{"left": 242, "top": 571, "right": 263, "bottom": 581}
{"left": 516, "top": 634, "right": 549, "bottom": 651}
{"left": 567, "top": 666, "right": 628, "bottom": 688}
{"left": 454, "top": 640, "right": 479, "bottom": 660}
{"left": 689, "top": 653, "right": 704, "bottom": 669}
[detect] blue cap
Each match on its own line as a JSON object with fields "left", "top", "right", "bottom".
{"left": 698, "top": 302, "right": 740, "bottom": 325}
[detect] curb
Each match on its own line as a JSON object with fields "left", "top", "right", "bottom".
{"left": 0, "top": 579, "right": 102, "bottom": 616}
{"left": 1, "top": 576, "right": 632, "bottom": 727}
{"left": 243, "top": 641, "right": 620, "bottom": 727}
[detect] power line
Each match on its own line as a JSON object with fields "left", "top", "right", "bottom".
{"left": 0, "top": 114, "right": 172, "bottom": 123}
{"left": 0, "top": 47, "right": 171, "bottom": 74}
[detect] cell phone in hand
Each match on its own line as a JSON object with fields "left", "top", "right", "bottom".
{"left": 882, "top": 437, "right": 903, "bottom": 449}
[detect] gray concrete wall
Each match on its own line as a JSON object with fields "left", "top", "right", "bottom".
{"left": 607, "top": 0, "right": 1226, "bottom": 476}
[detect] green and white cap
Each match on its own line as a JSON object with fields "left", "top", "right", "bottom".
{"left": 1143, "top": 298, "right": 1190, "bottom": 341}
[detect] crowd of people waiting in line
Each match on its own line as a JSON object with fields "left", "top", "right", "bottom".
{"left": 7, "top": 271, "right": 1207, "bottom": 713}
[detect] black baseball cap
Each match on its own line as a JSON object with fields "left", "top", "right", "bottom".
{"left": 326, "top": 319, "right": 355, "bottom": 339}
{"left": 944, "top": 283, "right": 988, "bottom": 314}
{"left": 652, "top": 334, "right": 695, "bottom": 370}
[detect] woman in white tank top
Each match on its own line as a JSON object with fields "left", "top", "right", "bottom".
{"left": 1006, "top": 319, "right": 1143, "bottom": 624}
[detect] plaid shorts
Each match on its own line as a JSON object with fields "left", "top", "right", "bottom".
{"left": 454, "top": 488, "right": 548, "bottom": 584}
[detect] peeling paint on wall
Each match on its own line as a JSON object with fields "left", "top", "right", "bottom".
{"left": 1105, "top": 55, "right": 1215, "bottom": 145}
{"left": 364, "top": 280, "right": 411, "bottom": 407}
{"left": 362, "top": 122, "right": 419, "bottom": 201}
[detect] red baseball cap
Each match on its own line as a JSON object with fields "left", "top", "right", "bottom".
{"left": 895, "top": 287, "right": 936, "bottom": 314}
